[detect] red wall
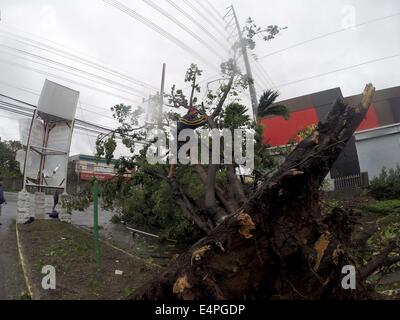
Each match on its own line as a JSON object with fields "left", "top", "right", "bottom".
{"left": 261, "top": 107, "right": 318, "bottom": 146}
{"left": 356, "top": 105, "right": 378, "bottom": 131}
{"left": 262, "top": 105, "right": 379, "bottom": 147}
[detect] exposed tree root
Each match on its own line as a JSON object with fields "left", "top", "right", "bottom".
{"left": 131, "top": 84, "right": 377, "bottom": 300}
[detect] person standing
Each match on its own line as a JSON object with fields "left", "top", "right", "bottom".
{"left": 53, "top": 190, "right": 59, "bottom": 212}
{"left": 0, "top": 181, "right": 7, "bottom": 226}
{"left": 167, "top": 106, "right": 208, "bottom": 179}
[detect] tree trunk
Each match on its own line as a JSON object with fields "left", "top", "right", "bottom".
{"left": 131, "top": 84, "right": 376, "bottom": 300}
{"left": 227, "top": 164, "right": 247, "bottom": 205}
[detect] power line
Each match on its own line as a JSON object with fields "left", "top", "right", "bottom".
{"left": 181, "top": 0, "right": 227, "bottom": 41}
{"left": 0, "top": 94, "right": 147, "bottom": 136}
{"left": 79, "top": 101, "right": 96, "bottom": 154}
{"left": 142, "top": 0, "right": 225, "bottom": 60}
{"left": 0, "top": 27, "right": 158, "bottom": 91}
{"left": 0, "top": 102, "right": 104, "bottom": 139}
{"left": 0, "top": 103, "right": 31, "bottom": 117}
{"left": 0, "top": 57, "right": 144, "bottom": 105}
{"left": 253, "top": 33, "right": 278, "bottom": 88}
{"left": 0, "top": 46, "right": 147, "bottom": 99}
{"left": 0, "top": 111, "right": 27, "bottom": 121}
{"left": 203, "top": 0, "right": 226, "bottom": 28}
{"left": 0, "top": 94, "right": 116, "bottom": 125}
{"left": 166, "top": 2, "right": 267, "bottom": 102}
{"left": 102, "top": 0, "right": 218, "bottom": 71}
{"left": 0, "top": 80, "right": 38, "bottom": 98}
{"left": 0, "top": 44, "right": 149, "bottom": 96}
{"left": 0, "top": 98, "right": 113, "bottom": 133}
{"left": 260, "top": 12, "right": 400, "bottom": 59}
{"left": 0, "top": 103, "right": 107, "bottom": 138}
{"left": 255, "top": 59, "right": 277, "bottom": 88}
{"left": 164, "top": 0, "right": 228, "bottom": 53}
{"left": 0, "top": 93, "right": 36, "bottom": 108}
{"left": 0, "top": 99, "right": 34, "bottom": 113}
{"left": 218, "top": 6, "right": 275, "bottom": 94}
{"left": 0, "top": 80, "right": 120, "bottom": 119}
{"left": 0, "top": 99, "right": 148, "bottom": 145}
{"left": 275, "top": 53, "right": 400, "bottom": 88}
{"left": 250, "top": 58, "right": 274, "bottom": 88}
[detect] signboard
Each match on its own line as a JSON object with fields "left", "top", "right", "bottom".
{"left": 37, "top": 80, "right": 79, "bottom": 120}
{"left": 17, "top": 79, "right": 80, "bottom": 191}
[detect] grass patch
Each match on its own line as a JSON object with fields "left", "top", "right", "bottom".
{"left": 18, "top": 220, "right": 159, "bottom": 300}
{"left": 352, "top": 199, "right": 400, "bottom": 296}
{"left": 360, "top": 199, "right": 400, "bottom": 215}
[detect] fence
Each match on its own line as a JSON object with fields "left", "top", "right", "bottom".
{"left": 333, "top": 172, "right": 369, "bottom": 191}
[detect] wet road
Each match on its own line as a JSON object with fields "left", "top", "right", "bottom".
{"left": 0, "top": 199, "right": 26, "bottom": 300}
{"left": 72, "top": 205, "right": 183, "bottom": 266}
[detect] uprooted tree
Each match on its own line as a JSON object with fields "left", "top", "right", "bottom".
{"left": 65, "top": 17, "right": 400, "bottom": 299}
{"left": 131, "top": 83, "right": 381, "bottom": 299}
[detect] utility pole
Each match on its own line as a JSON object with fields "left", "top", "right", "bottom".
{"left": 158, "top": 63, "right": 166, "bottom": 127}
{"left": 145, "top": 63, "right": 166, "bottom": 126}
{"left": 227, "top": 5, "right": 258, "bottom": 118}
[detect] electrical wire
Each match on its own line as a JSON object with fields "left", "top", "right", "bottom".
{"left": 0, "top": 57, "right": 144, "bottom": 105}
{"left": 181, "top": 0, "right": 227, "bottom": 40}
{"left": 0, "top": 27, "right": 158, "bottom": 91}
{"left": 0, "top": 46, "right": 147, "bottom": 98}
{"left": 142, "top": 0, "right": 225, "bottom": 60}
{"left": 164, "top": 0, "right": 228, "bottom": 53}
{"left": 259, "top": 12, "right": 400, "bottom": 59}
{"left": 0, "top": 80, "right": 122, "bottom": 121}
{"left": 102, "top": 0, "right": 218, "bottom": 71}
{"left": 275, "top": 53, "right": 400, "bottom": 88}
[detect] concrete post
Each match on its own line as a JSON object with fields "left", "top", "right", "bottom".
{"left": 34, "top": 191, "right": 46, "bottom": 219}
{"left": 17, "top": 189, "right": 31, "bottom": 224}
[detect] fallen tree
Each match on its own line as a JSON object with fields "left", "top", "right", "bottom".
{"left": 131, "top": 84, "right": 379, "bottom": 300}
{"left": 65, "top": 16, "right": 399, "bottom": 298}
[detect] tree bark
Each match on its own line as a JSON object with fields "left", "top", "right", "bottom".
{"left": 131, "top": 84, "right": 376, "bottom": 300}
{"left": 227, "top": 164, "right": 247, "bottom": 205}
{"left": 202, "top": 74, "right": 236, "bottom": 220}
{"left": 194, "top": 164, "right": 237, "bottom": 215}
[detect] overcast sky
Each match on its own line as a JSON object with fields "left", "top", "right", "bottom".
{"left": 0, "top": 0, "right": 399, "bottom": 157}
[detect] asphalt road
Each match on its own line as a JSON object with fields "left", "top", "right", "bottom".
{"left": 0, "top": 200, "right": 26, "bottom": 300}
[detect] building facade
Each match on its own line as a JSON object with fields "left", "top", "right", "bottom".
{"left": 67, "top": 154, "right": 119, "bottom": 193}
{"left": 261, "top": 85, "right": 400, "bottom": 186}
{"left": 355, "top": 123, "right": 400, "bottom": 179}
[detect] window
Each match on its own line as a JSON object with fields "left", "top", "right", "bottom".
{"left": 86, "top": 163, "right": 94, "bottom": 172}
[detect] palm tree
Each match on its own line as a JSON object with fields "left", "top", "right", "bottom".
{"left": 257, "top": 89, "right": 290, "bottom": 120}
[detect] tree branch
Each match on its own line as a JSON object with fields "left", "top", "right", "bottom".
{"left": 210, "top": 74, "right": 235, "bottom": 121}
{"left": 194, "top": 164, "right": 236, "bottom": 215}
{"left": 359, "top": 241, "right": 398, "bottom": 280}
{"left": 189, "top": 74, "right": 196, "bottom": 106}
